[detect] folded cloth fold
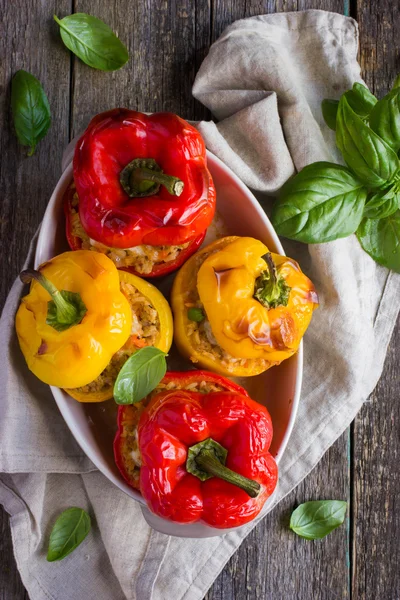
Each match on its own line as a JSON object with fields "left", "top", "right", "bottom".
{"left": 1, "top": 10, "right": 399, "bottom": 600}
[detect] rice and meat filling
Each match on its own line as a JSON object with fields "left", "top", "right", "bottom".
{"left": 185, "top": 250, "right": 272, "bottom": 373}
{"left": 70, "top": 281, "right": 160, "bottom": 395}
{"left": 119, "top": 379, "right": 226, "bottom": 488}
{"left": 69, "top": 191, "right": 189, "bottom": 274}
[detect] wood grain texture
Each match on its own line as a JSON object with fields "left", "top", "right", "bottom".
{"left": 206, "top": 432, "right": 350, "bottom": 600}
{"left": 353, "top": 3, "right": 400, "bottom": 599}
{"left": 0, "top": 0, "right": 399, "bottom": 599}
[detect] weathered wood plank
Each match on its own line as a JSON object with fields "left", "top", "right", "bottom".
{"left": 352, "top": 2, "right": 400, "bottom": 598}
{"left": 70, "top": 0, "right": 210, "bottom": 138}
{"left": 211, "top": 0, "right": 345, "bottom": 41}
{"left": 0, "top": 1, "right": 72, "bottom": 598}
{"left": 206, "top": 434, "right": 350, "bottom": 600}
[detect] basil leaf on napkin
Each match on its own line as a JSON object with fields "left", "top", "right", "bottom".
{"left": 272, "top": 162, "right": 367, "bottom": 243}
{"left": 11, "top": 70, "right": 51, "bottom": 156}
{"left": 345, "top": 82, "right": 377, "bottom": 118}
{"left": 321, "top": 99, "right": 338, "bottom": 131}
{"left": 47, "top": 507, "right": 91, "bottom": 562}
{"left": 114, "top": 347, "right": 167, "bottom": 405}
{"left": 290, "top": 500, "right": 347, "bottom": 540}
{"left": 54, "top": 13, "right": 129, "bottom": 71}
{"left": 357, "top": 211, "right": 400, "bottom": 272}
{"left": 369, "top": 87, "right": 400, "bottom": 153}
{"left": 336, "top": 95, "right": 399, "bottom": 189}
{"left": 321, "top": 84, "right": 376, "bottom": 131}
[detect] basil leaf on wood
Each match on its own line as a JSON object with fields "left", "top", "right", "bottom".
{"left": 47, "top": 507, "right": 91, "bottom": 562}
{"left": 369, "top": 87, "right": 400, "bottom": 153}
{"left": 272, "top": 162, "right": 367, "bottom": 243}
{"left": 290, "top": 500, "right": 347, "bottom": 540}
{"left": 363, "top": 188, "right": 400, "bottom": 220}
{"left": 321, "top": 99, "right": 338, "bottom": 131}
{"left": 113, "top": 347, "right": 167, "bottom": 405}
{"left": 11, "top": 70, "right": 51, "bottom": 156}
{"left": 357, "top": 211, "right": 400, "bottom": 272}
{"left": 336, "top": 95, "right": 399, "bottom": 189}
{"left": 54, "top": 13, "right": 129, "bottom": 71}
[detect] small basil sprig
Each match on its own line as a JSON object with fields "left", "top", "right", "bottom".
{"left": 47, "top": 507, "right": 91, "bottom": 562}
{"left": 369, "top": 87, "right": 400, "bottom": 152}
{"left": 290, "top": 500, "right": 347, "bottom": 540}
{"left": 54, "top": 13, "right": 129, "bottom": 71}
{"left": 11, "top": 70, "right": 51, "bottom": 156}
{"left": 272, "top": 74, "right": 400, "bottom": 273}
{"left": 322, "top": 83, "right": 377, "bottom": 130}
{"left": 336, "top": 95, "right": 399, "bottom": 189}
{"left": 272, "top": 162, "right": 367, "bottom": 243}
{"left": 113, "top": 347, "right": 167, "bottom": 405}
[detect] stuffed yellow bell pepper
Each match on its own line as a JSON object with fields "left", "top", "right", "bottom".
{"left": 16, "top": 251, "right": 132, "bottom": 388}
{"left": 16, "top": 250, "right": 173, "bottom": 402}
{"left": 171, "top": 236, "right": 318, "bottom": 377}
{"left": 65, "top": 270, "right": 173, "bottom": 402}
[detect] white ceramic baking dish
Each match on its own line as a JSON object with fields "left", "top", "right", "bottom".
{"left": 35, "top": 151, "right": 302, "bottom": 538}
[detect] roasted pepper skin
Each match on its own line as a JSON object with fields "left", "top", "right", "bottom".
{"left": 172, "top": 236, "right": 318, "bottom": 377}
{"left": 63, "top": 181, "right": 206, "bottom": 278}
{"left": 15, "top": 251, "right": 132, "bottom": 388}
{"left": 138, "top": 387, "right": 278, "bottom": 528}
{"left": 65, "top": 270, "right": 173, "bottom": 402}
{"left": 73, "top": 109, "right": 216, "bottom": 249}
{"left": 114, "top": 371, "right": 249, "bottom": 491}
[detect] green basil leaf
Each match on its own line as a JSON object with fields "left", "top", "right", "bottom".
{"left": 114, "top": 347, "right": 167, "bottom": 405}
{"left": 345, "top": 82, "right": 377, "bottom": 118}
{"left": 369, "top": 88, "right": 400, "bottom": 153}
{"left": 336, "top": 95, "right": 399, "bottom": 189}
{"left": 47, "top": 507, "right": 91, "bottom": 562}
{"left": 357, "top": 211, "right": 400, "bottom": 272}
{"left": 54, "top": 13, "right": 129, "bottom": 71}
{"left": 272, "top": 162, "right": 367, "bottom": 243}
{"left": 392, "top": 74, "right": 400, "bottom": 90}
{"left": 363, "top": 188, "right": 400, "bottom": 219}
{"left": 321, "top": 99, "right": 338, "bottom": 131}
{"left": 11, "top": 70, "right": 51, "bottom": 156}
{"left": 290, "top": 500, "right": 347, "bottom": 540}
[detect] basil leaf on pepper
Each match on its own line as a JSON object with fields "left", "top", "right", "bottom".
{"left": 11, "top": 70, "right": 51, "bottom": 156}
{"left": 113, "top": 347, "right": 167, "bottom": 405}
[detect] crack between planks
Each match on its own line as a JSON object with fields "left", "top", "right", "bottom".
{"left": 68, "top": 0, "right": 76, "bottom": 142}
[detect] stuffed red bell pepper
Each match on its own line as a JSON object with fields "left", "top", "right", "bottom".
{"left": 65, "top": 109, "right": 216, "bottom": 278}
{"left": 114, "top": 371, "right": 278, "bottom": 529}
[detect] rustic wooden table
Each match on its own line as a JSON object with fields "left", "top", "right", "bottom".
{"left": 1, "top": 1, "right": 399, "bottom": 599}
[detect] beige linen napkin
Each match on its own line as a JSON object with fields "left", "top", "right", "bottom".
{"left": 1, "top": 10, "right": 399, "bottom": 600}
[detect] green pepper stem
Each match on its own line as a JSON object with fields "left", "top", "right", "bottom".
{"left": 20, "top": 269, "right": 79, "bottom": 325}
{"left": 130, "top": 167, "right": 184, "bottom": 196}
{"left": 254, "top": 253, "right": 291, "bottom": 309}
{"left": 195, "top": 449, "right": 261, "bottom": 498}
